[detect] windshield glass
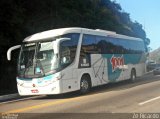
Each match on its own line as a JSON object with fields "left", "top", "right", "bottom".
{"left": 36, "top": 41, "right": 58, "bottom": 74}
{"left": 18, "top": 41, "right": 58, "bottom": 78}
{"left": 18, "top": 43, "right": 36, "bottom": 78}
{"left": 17, "top": 33, "right": 80, "bottom": 78}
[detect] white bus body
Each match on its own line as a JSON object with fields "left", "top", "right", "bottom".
{"left": 7, "top": 28, "right": 146, "bottom": 95}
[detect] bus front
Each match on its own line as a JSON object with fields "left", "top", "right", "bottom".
{"left": 17, "top": 39, "right": 63, "bottom": 95}
{"left": 16, "top": 32, "right": 79, "bottom": 96}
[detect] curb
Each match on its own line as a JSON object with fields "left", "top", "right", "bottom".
{"left": 0, "top": 93, "right": 20, "bottom": 101}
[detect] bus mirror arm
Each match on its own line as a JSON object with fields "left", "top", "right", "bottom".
{"left": 7, "top": 45, "right": 21, "bottom": 61}
{"left": 54, "top": 38, "right": 71, "bottom": 54}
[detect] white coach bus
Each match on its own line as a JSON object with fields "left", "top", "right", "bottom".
{"left": 7, "top": 28, "right": 146, "bottom": 95}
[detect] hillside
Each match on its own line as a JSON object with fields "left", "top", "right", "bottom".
{"left": 0, "top": 0, "right": 150, "bottom": 95}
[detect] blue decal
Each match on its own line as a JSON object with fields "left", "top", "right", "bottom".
{"left": 102, "top": 54, "right": 144, "bottom": 82}
{"left": 17, "top": 77, "right": 32, "bottom": 81}
{"left": 37, "top": 78, "right": 43, "bottom": 83}
{"left": 43, "top": 75, "right": 53, "bottom": 80}
{"left": 36, "top": 67, "right": 41, "bottom": 73}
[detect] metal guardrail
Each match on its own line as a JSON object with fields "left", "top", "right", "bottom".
{"left": 0, "top": 93, "right": 19, "bottom": 101}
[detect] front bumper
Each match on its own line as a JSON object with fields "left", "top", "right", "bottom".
{"left": 17, "top": 80, "right": 61, "bottom": 96}
{"left": 16, "top": 73, "right": 62, "bottom": 96}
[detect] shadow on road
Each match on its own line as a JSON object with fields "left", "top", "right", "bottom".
{"left": 33, "top": 73, "right": 160, "bottom": 100}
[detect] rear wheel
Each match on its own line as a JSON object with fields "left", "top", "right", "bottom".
{"left": 80, "top": 75, "right": 91, "bottom": 94}
{"left": 130, "top": 69, "right": 136, "bottom": 82}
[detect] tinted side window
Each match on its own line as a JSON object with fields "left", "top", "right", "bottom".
{"left": 96, "top": 36, "right": 108, "bottom": 54}
{"left": 136, "top": 41, "right": 145, "bottom": 53}
{"left": 96, "top": 36, "right": 119, "bottom": 54}
{"left": 112, "top": 39, "right": 145, "bottom": 54}
{"left": 60, "top": 33, "right": 79, "bottom": 68}
{"left": 80, "top": 34, "right": 145, "bottom": 56}
{"left": 79, "top": 34, "right": 97, "bottom": 68}
{"left": 81, "top": 34, "right": 97, "bottom": 54}
{"left": 63, "top": 33, "right": 79, "bottom": 46}
{"left": 107, "top": 37, "right": 121, "bottom": 54}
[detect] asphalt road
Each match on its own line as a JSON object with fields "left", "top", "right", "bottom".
{"left": 1, "top": 72, "right": 160, "bottom": 119}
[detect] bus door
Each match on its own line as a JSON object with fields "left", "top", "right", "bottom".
{"left": 58, "top": 34, "right": 80, "bottom": 92}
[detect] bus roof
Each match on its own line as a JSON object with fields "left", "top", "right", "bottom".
{"left": 23, "top": 27, "right": 142, "bottom": 42}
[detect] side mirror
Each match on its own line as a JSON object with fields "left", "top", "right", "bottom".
{"left": 55, "top": 38, "right": 71, "bottom": 54}
{"left": 7, "top": 45, "right": 21, "bottom": 61}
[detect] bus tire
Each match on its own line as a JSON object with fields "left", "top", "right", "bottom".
{"left": 80, "top": 75, "right": 91, "bottom": 94}
{"left": 130, "top": 69, "right": 136, "bottom": 82}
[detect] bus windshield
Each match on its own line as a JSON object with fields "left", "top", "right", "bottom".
{"left": 18, "top": 41, "right": 59, "bottom": 78}
{"left": 17, "top": 33, "right": 80, "bottom": 78}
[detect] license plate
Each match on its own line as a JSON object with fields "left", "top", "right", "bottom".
{"left": 31, "top": 89, "right": 39, "bottom": 93}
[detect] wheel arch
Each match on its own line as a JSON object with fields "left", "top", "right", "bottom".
{"left": 80, "top": 73, "right": 92, "bottom": 87}
{"left": 130, "top": 67, "right": 137, "bottom": 82}
{"left": 131, "top": 68, "right": 136, "bottom": 77}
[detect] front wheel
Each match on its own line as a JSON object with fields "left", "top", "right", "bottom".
{"left": 80, "top": 76, "right": 91, "bottom": 94}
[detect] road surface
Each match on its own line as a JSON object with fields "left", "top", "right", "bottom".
{"left": 1, "top": 73, "right": 160, "bottom": 119}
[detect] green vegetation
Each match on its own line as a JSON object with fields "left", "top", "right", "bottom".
{"left": 0, "top": 0, "right": 150, "bottom": 95}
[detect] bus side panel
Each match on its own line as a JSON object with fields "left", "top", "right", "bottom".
{"left": 135, "top": 63, "right": 146, "bottom": 77}
{"left": 101, "top": 54, "right": 146, "bottom": 82}
{"left": 91, "top": 54, "right": 109, "bottom": 85}
{"left": 61, "top": 66, "right": 79, "bottom": 93}
{"left": 101, "top": 54, "right": 124, "bottom": 82}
